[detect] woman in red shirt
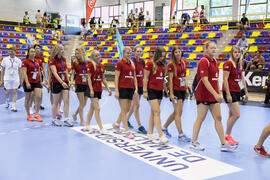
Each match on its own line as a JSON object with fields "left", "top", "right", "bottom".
{"left": 22, "top": 47, "right": 43, "bottom": 121}
{"left": 113, "top": 47, "right": 138, "bottom": 139}
{"left": 82, "top": 50, "right": 112, "bottom": 133}
{"left": 126, "top": 45, "right": 147, "bottom": 134}
{"left": 70, "top": 47, "right": 88, "bottom": 125}
{"left": 49, "top": 44, "right": 73, "bottom": 127}
{"left": 162, "top": 46, "right": 191, "bottom": 142}
{"left": 223, "top": 46, "right": 248, "bottom": 145}
{"left": 190, "top": 41, "right": 236, "bottom": 151}
{"left": 143, "top": 47, "right": 168, "bottom": 144}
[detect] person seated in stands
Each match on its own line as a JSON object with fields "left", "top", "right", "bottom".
{"left": 242, "top": 52, "right": 250, "bottom": 70}
{"left": 111, "top": 17, "right": 119, "bottom": 28}
{"left": 237, "top": 13, "right": 249, "bottom": 32}
{"left": 81, "top": 24, "right": 88, "bottom": 40}
{"left": 52, "top": 28, "right": 60, "bottom": 41}
{"left": 237, "top": 34, "right": 248, "bottom": 54}
{"left": 89, "top": 17, "right": 96, "bottom": 30}
{"left": 107, "top": 24, "right": 115, "bottom": 36}
{"left": 192, "top": 7, "right": 199, "bottom": 25}
{"left": 247, "top": 50, "right": 265, "bottom": 71}
{"left": 98, "top": 17, "right": 103, "bottom": 29}
{"left": 181, "top": 12, "right": 190, "bottom": 25}
{"left": 23, "top": 11, "right": 31, "bottom": 26}
{"left": 145, "top": 10, "right": 151, "bottom": 27}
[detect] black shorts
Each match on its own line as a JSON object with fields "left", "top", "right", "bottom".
{"left": 75, "top": 84, "right": 88, "bottom": 93}
{"left": 119, "top": 88, "right": 135, "bottom": 100}
{"left": 51, "top": 82, "right": 69, "bottom": 94}
{"left": 223, "top": 91, "right": 241, "bottom": 103}
{"left": 138, "top": 86, "right": 143, "bottom": 95}
{"left": 147, "top": 89, "right": 163, "bottom": 101}
{"left": 196, "top": 101, "right": 217, "bottom": 105}
{"left": 23, "top": 82, "right": 42, "bottom": 92}
{"left": 173, "top": 90, "right": 186, "bottom": 101}
{"left": 84, "top": 86, "right": 102, "bottom": 99}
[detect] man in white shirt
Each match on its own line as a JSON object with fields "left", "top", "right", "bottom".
{"left": 145, "top": 10, "right": 151, "bottom": 27}
{"left": 35, "top": 9, "right": 42, "bottom": 27}
{"left": 0, "top": 47, "right": 22, "bottom": 112}
{"left": 237, "top": 34, "right": 249, "bottom": 54}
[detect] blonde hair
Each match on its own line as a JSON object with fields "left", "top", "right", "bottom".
{"left": 134, "top": 45, "right": 142, "bottom": 52}
{"left": 74, "top": 47, "right": 86, "bottom": 64}
{"left": 170, "top": 46, "right": 182, "bottom": 77}
{"left": 123, "top": 46, "right": 135, "bottom": 69}
{"left": 89, "top": 50, "right": 100, "bottom": 71}
{"left": 51, "top": 44, "right": 64, "bottom": 59}
{"left": 205, "top": 41, "right": 216, "bottom": 50}
{"left": 153, "top": 47, "right": 166, "bottom": 75}
{"left": 230, "top": 45, "right": 242, "bottom": 69}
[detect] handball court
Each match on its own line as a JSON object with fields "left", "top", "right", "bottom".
{"left": 0, "top": 87, "right": 269, "bottom": 180}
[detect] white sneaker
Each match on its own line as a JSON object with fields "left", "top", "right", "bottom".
{"left": 112, "top": 123, "right": 121, "bottom": 133}
{"left": 221, "top": 141, "right": 237, "bottom": 152}
{"left": 82, "top": 126, "right": 91, "bottom": 132}
{"left": 147, "top": 133, "right": 160, "bottom": 141}
{"left": 160, "top": 135, "right": 168, "bottom": 144}
{"left": 5, "top": 102, "right": 9, "bottom": 108}
{"left": 59, "top": 107, "right": 63, "bottom": 113}
{"left": 11, "top": 106, "right": 17, "bottom": 112}
{"left": 100, "top": 128, "right": 108, "bottom": 135}
{"left": 30, "top": 107, "right": 33, "bottom": 115}
{"left": 190, "top": 141, "right": 205, "bottom": 151}
{"left": 125, "top": 131, "right": 134, "bottom": 139}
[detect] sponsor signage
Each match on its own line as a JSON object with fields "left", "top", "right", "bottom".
{"left": 244, "top": 71, "right": 268, "bottom": 92}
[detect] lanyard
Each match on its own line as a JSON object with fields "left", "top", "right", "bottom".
{"left": 237, "top": 66, "right": 241, "bottom": 80}
{"left": 10, "top": 58, "right": 15, "bottom": 68}
{"left": 60, "top": 58, "right": 64, "bottom": 74}
{"left": 177, "top": 60, "right": 184, "bottom": 76}
{"left": 81, "top": 63, "right": 86, "bottom": 73}
{"left": 31, "top": 59, "right": 37, "bottom": 71}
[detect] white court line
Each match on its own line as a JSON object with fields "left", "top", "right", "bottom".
{"left": 10, "top": 130, "right": 19, "bottom": 133}
{"left": 73, "top": 124, "right": 243, "bottom": 180}
{"left": 23, "top": 128, "right": 30, "bottom": 131}
{"left": 0, "top": 132, "right": 7, "bottom": 135}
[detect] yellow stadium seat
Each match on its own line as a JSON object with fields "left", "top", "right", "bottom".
{"left": 26, "top": 34, "right": 31, "bottom": 37}
{"left": 44, "top": 58, "right": 48, "bottom": 63}
{"left": 248, "top": 39, "right": 255, "bottom": 45}
{"left": 105, "top": 47, "right": 113, "bottom": 52}
{"left": 52, "top": 41, "right": 57, "bottom": 45}
{"left": 86, "top": 47, "right": 94, "bottom": 51}
{"left": 219, "top": 25, "right": 228, "bottom": 31}
{"left": 222, "top": 46, "right": 232, "bottom": 53}
{"left": 139, "top": 41, "right": 145, "bottom": 45}
{"left": 219, "top": 62, "right": 224, "bottom": 69}
{"left": 101, "top": 59, "right": 108, "bottom": 64}
{"left": 192, "top": 26, "right": 201, "bottom": 32}
{"left": 112, "top": 53, "right": 119, "bottom": 58}
{"left": 146, "top": 29, "right": 153, "bottom": 33}
{"left": 81, "top": 42, "right": 88, "bottom": 46}
{"left": 43, "top": 52, "right": 50, "bottom": 57}
{"left": 186, "top": 40, "right": 195, "bottom": 46}
{"left": 250, "top": 31, "right": 260, "bottom": 37}
{"left": 112, "top": 41, "right": 117, "bottom": 46}
{"left": 105, "top": 36, "right": 112, "bottom": 41}
{"left": 135, "top": 35, "right": 142, "bottom": 40}
{"left": 42, "top": 46, "right": 50, "bottom": 51}
{"left": 248, "top": 46, "right": 258, "bottom": 53}
{"left": 168, "top": 28, "right": 176, "bottom": 33}
{"left": 15, "top": 27, "right": 21, "bottom": 32}
{"left": 180, "top": 34, "right": 188, "bottom": 39}
{"left": 263, "top": 23, "right": 270, "bottom": 29}
{"left": 166, "top": 40, "right": 175, "bottom": 46}
{"left": 127, "top": 29, "right": 133, "bottom": 34}
{"left": 150, "top": 35, "right": 158, "bottom": 40}
{"left": 36, "top": 35, "right": 44, "bottom": 39}
{"left": 186, "top": 69, "right": 190, "bottom": 76}
{"left": 20, "top": 39, "right": 26, "bottom": 44}
{"left": 93, "top": 30, "right": 97, "bottom": 35}
{"left": 7, "top": 44, "right": 13, "bottom": 48}
{"left": 207, "top": 33, "right": 216, "bottom": 39}
{"left": 37, "top": 29, "right": 43, "bottom": 34}
{"left": 194, "top": 46, "right": 203, "bottom": 52}
{"left": 34, "top": 40, "right": 39, "bottom": 45}
{"left": 187, "top": 54, "right": 197, "bottom": 60}
{"left": 164, "top": 47, "right": 169, "bottom": 51}
{"left": 98, "top": 41, "right": 105, "bottom": 46}
{"left": 86, "top": 53, "right": 91, "bottom": 57}
{"left": 143, "top": 47, "right": 150, "bottom": 52}
{"left": 141, "top": 53, "right": 149, "bottom": 59}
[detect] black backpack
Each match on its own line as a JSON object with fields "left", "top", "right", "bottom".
{"left": 192, "top": 58, "right": 210, "bottom": 93}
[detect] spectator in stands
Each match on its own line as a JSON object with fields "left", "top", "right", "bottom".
{"left": 0, "top": 47, "right": 22, "bottom": 112}
{"left": 181, "top": 12, "right": 190, "bottom": 25}
{"left": 52, "top": 28, "right": 61, "bottom": 41}
{"left": 111, "top": 17, "right": 119, "bottom": 28}
{"left": 42, "top": 12, "right": 49, "bottom": 28}
{"left": 89, "top": 17, "right": 96, "bottom": 30}
{"left": 145, "top": 10, "right": 151, "bottom": 27}
{"left": 81, "top": 24, "right": 88, "bottom": 40}
{"left": 192, "top": 7, "right": 199, "bottom": 25}
{"left": 98, "top": 17, "right": 103, "bottom": 29}
{"left": 23, "top": 11, "right": 31, "bottom": 26}
{"left": 200, "top": 5, "right": 208, "bottom": 24}
{"left": 52, "top": 16, "right": 58, "bottom": 29}
{"left": 242, "top": 52, "right": 250, "bottom": 70}
{"left": 134, "top": 8, "right": 139, "bottom": 27}
{"left": 237, "top": 13, "right": 249, "bottom": 32}
{"left": 139, "top": 7, "right": 144, "bottom": 27}
{"left": 171, "top": 11, "right": 177, "bottom": 26}
{"left": 247, "top": 50, "right": 265, "bottom": 71}
{"left": 262, "top": 67, "right": 270, "bottom": 105}
{"left": 127, "top": 9, "right": 135, "bottom": 28}
{"left": 35, "top": 10, "right": 42, "bottom": 27}
{"left": 56, "top": 14, "right": 62, "bottom": 29}
{"left": 236, "top": 34, "right": 248, "bottom": 55}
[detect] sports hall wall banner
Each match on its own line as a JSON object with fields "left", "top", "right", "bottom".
{"left": 86, "top": 0, "right": 96, "bottom": 24}
{"left": 244, "top": 71, "right": 268, "bottom": 92}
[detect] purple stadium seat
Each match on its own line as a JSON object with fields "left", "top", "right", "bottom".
{"left": 229, "top": 39, "right": 238, "bottom": 45}
{"left": 195, "top": 40, "right": 202, "bottom": 45}
{"left": 263, "top": 38, "right": 270, "bottom": 44}
{"left": 250, "top": 24, "right": 257, "bottom": 29}
{"left": 260, "top": 31, "right": 268, "bottom": 37}
{"left": 215, "top": 33, "right": 223, "bottom": 38}
{"left": 266, "top": 46, "right": 270, "bottom": 53}
{"left": 187, "top": 34, "right": 195, "bottom": 39}
{"left": 196, "top": 54, "right": 204, "bottom": 60}
{"left": 207, "top": 26, "right": 214, "bottom": 31}
{"left": 182, "top": 46, "right": 188, "bottom": 52}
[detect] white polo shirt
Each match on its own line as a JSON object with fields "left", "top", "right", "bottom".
{"left": 1, "top": 56, "right": 22, "bottom": 81}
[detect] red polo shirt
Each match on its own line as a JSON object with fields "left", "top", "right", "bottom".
{"left": 88, "top": 61, "right": 105, "bottom": 92}
{"left": 144, "top": 61, "right": 165, "bottom": 91}
{"left": 49, "top": 57, "right": 68, "bottom": 83}
{"left": 168, "top": 58, "right": 187, "bottom": 91}
{"left": 72, "top": 61, "right": 89, "bottom": 85}
{"left": 222, "top": 60, "right": 242, "bottom": 92}
{"left": 22, "top": 58, "right": 41, "bottom": 83}
{"left": 132, "top": 57, "right": 144, "bottom": 87}
{"left": 115, "top": 59, "right": 135, "bottom": 89}
{"left": 195, "top": 55, "right": 219, "bottom": 102}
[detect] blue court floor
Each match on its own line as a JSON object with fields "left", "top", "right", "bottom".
{"left": 0, "top": 87, "right": 269, "bottom": 180}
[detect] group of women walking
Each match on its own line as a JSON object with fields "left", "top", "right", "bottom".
{"left": 1, "top": 41, "right": 270, "bottom": 157}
